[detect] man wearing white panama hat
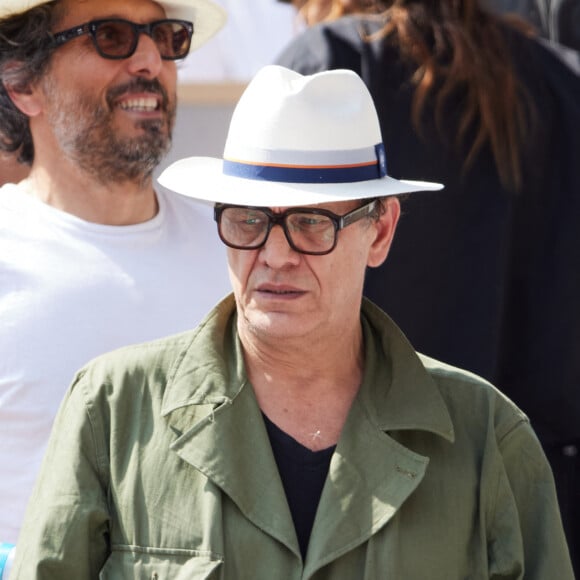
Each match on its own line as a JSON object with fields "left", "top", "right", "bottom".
{"left": 12, "top": 65, "right": 573, "bottom": 578}
{"left": 0, "top": 0, "right": 232, "bottom": 562}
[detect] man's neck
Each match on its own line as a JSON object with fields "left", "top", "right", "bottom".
{"left": 241, "top": 325, "right": 365, "bottom": 450}
{"left": 21, "top": 165, "right": 159, "bottom": 225}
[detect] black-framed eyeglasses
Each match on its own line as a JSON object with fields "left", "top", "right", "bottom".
{"left": 52, "top": 18, "right": 194, "bottom": 61}
{"left": 214, "top": 199, "right": 379, "bottom": 256}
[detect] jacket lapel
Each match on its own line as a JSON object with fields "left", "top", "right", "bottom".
{"left": 304, "top": 397, "right": 429, "bottom": 576}
{"left": 167, "top": 382, "right": 299, "bottom": 556}
{"left": 161, "top": 297, "right": 300, "bottom": 556}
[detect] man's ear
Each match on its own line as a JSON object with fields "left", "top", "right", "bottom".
{"left": 3, "top": 66, "right": 43, "bottom": 117}
{"left": 367, "top": 196, "right": 401, "bottom": 268}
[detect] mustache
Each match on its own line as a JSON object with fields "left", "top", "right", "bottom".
{"left": 106, "top": 78, "right": 170, "bottom": 111}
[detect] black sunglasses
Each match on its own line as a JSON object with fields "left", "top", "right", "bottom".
{"left": 52, "top": 18, "right": 194, "bottom": 61}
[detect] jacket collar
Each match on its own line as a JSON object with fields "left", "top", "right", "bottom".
{"left": 161, "top": 295, "right": 247, "bottom": 420}
{"left": 358, "top": 299, "right": 455, "bottom": 442}
{"left": 162, "top": 295, "right": 454, "bottom": 443}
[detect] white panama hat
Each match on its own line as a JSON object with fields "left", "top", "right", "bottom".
{"left": 0, "top": 0, "right": 227, "bottom": 52}
{"left": 159, "top": 65, "right": 443, "bottom": 207}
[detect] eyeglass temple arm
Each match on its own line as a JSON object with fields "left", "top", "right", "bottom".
{"left": 339, "top": 199, "right": 378, "bottom": 228}
{"left": 52, "top": 24, "right": 92, "bottom": 46}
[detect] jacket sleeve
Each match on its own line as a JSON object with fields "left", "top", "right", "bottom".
{"left": 491, "top": 419, "right": 574, "bottom": 579}
{"left": 10, "top": 369, "right": 110, "bottom": 579}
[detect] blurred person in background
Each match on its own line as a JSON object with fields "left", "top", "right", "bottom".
{"left": 282, "top": 0, "right": 580, "bottom": 55}
{"left": 0, "top": 0, "right": 231, "bottom": 560}
{"left": 277, "top": 0, "right": 580, "bottom": 573}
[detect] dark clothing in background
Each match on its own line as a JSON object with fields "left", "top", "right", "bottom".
{"left": 485, "top": 0, "right": 580, "bottom": 52}
{"left": 277, "top": 15, "right": 580, "bottom": 574}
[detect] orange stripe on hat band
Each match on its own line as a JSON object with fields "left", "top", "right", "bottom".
{"left": 223, "top": 143, "right": 387, "bottom": 184}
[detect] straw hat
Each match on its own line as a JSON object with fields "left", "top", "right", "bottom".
{"left": 0, "top": 0, "right": 227, "bottom": 52}
{"left": 159, "top": 65, "right": 442, "bottom": 207}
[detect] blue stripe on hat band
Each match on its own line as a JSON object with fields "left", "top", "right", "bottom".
{"left": 223, "top": 143, "right": 388, "bottom": 184}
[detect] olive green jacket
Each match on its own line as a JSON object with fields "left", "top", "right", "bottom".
{"left": 13, "top": 296, "right": 573, "bottom": 579}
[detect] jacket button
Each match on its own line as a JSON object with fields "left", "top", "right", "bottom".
{"left": 562, "top": 444, "right": 578, "bottom": 457}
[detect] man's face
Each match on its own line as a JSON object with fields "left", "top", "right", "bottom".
{"left": 228, "top": 197, "right": 400, "bottom": 345}
{"left": 37, "top": 0, "right": 178, "bottom": 184}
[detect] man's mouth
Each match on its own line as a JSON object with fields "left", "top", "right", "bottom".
{"left": 258, "top": 285, "right": 304, "bottom": 296}
{"left": 119, "top": 97, "right": 160, "bottom": 112}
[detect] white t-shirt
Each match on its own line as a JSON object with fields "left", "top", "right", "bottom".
{"left": 0, "top": 184, "right": 232, "bottom": 543}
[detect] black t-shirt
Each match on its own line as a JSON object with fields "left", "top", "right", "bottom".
{"left": 263, "top": 413, "right": 335, "bottom": 560}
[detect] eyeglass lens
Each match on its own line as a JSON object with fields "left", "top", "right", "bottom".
{"left": 218, "top": 207, "right": 338, "bottom": 255}
{"left": 93, "top": 20, "right": 191, "bottom": 59}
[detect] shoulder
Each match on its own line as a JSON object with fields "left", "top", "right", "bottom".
{"left": 276, "top": 16, "right": 380, "bottom": 74}
{"left": 155, "top": 188, "right": 227, "bottom": 257}
{"left": 499, "top": 24, "right": 580, "bottom": 94}
{"left": 72, "top": 328, "right": 198, "bottom": 403}
{"left": 417, "top": 355, "right": 553, "bottom": 493}
{"left": 363, "top": 299, "right": 530, "bottom": 443}
{"left": 419, "top": 353, "right": 530, "bottom": 442}
{"left": 0, "top": 182, "right": 26, "bottom": 213}
{"left": 0, "top": 183, "right": 46, "bottom": 238}
{"left": 157, "top": 187, "right": 215, "bottom": 221}
{"left": 71, "top": 297, "right": 233, "bottom": 407}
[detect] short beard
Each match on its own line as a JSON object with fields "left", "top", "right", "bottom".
{"left": 45, "top": 77, "right": 176, "bottom": 186}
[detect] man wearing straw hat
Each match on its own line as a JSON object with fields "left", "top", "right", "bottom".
{"left": 0, "top": 0, "right": 232, "bottom": 562}
{"left": 12, "top": 65, "right": 573, "bottom": 578}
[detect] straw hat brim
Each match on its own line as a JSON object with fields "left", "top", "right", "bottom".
{"left": 158, "top": 157, "right": 443, "bottom": 207}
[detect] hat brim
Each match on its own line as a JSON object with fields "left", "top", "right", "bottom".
{"left": 158, "top": 157, "right": 443, "bottom": 207}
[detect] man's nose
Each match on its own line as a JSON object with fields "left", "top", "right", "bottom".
{"left": 126, "top": 33, "right": 164, "bottom": 78}
{"left": 259, "top": 224, "right": 301, "bottom": 268}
